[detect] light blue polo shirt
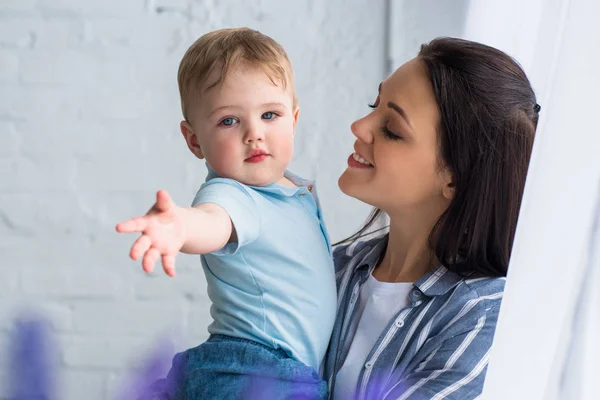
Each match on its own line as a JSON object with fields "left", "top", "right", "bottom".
{"left": 191, "top": 165, "right": 337, "bottom": 371}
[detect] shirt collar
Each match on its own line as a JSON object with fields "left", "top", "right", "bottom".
{"left": 355, "top": 235, "right": 464, "bottom": 297}
{"left": 414, "top": 265, "right": 463, "bottom": 296}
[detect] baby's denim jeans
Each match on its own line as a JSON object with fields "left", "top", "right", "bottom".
{"left": 139, "top": 334, "right": 328, "bottom": 400}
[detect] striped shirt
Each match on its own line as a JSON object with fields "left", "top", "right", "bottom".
{"left": 323, "top": 235, "right": 505, "bottom": 400}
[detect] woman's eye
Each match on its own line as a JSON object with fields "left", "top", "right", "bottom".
{"left": 381, "top": 126, "right": 402, "bottom": 141}
{"left": 262, "top": 112, "right": 276, "bottom": 120}
{"left": 368, "top": 103, "right": 377, "bottom": 109}
{"left": 220, "top": 117, "right": 238, "bottom": 126}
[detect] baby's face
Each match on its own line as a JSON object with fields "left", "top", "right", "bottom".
{"left": 184, "top": 64, "right": 298, "bottom": 187}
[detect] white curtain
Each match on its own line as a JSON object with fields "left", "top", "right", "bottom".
{"left": 463, "top": 1, "right": 600, "bottom": 399}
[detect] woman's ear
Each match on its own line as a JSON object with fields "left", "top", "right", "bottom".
{"left": 441, "top": 169, "right": 455, "bottom": 201}
{"left": 180, "top": 121, "right": 204, "bottom": 159}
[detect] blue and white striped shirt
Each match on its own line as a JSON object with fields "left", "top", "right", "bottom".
{"left": 323, "top": 235, "right": 505, "bottom": 400}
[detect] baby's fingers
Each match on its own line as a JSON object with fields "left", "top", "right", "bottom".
{"left": 142, "top": 247, "right": 161, "bottom": 274}
{"left": 162, "top": 254, "right": 176, "bottom": 277}
{"left": 155, "top": 190, "right": 175, "bottom": 212}
{"left": 130, "top": 235, "right": 152, "bottom": 261}
{"left": 116, "top": 216, "right": 149, "bottom": 234}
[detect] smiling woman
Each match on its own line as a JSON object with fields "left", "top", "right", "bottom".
{"left": 325, "top": 37, "right": 538, "bottom": 399}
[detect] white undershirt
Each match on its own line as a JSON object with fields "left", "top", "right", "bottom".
{"left": 333, "top": 273, "right": 414, "bottom": 400}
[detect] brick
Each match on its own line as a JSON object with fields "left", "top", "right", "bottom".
{"left": 0, "top": 18, "right": 83, "bottom": 50}
{"left": 0, "top": 53, "right": 19, "bottom": 83}
{"left": 0, "top": 122, "right": 19, "bottom": 156}
{"left": 0, "top": 236, "right": 135, "bottom": 269}
{"left": 152, "top": 0, "right": 190, "bottom": 11}
{"left": 60, "top": 369, "right": 107, "bottom": 400}
{"left": 72, "top": 301, "right": 185, "bottom": 334}
{"left": 62, "top": 335, "right": 184, "bottom": 391}
{"left": 0, "top": 0, "right": 36, "bottom": 14}
{"left": 20, "top": 52, "right": 133, "bottom": 85}
{"left": 0, "top": 156, "right": 76, "bottom": 192}
{"left": 0, "top": 193, "right": 94, "bottom": 236}
{"left": 21, "top": 266, "right": 129, "bottom": 298}
{"left": 0, "top": 302, "right": 71, "bottom": 332}
{"left": 0, "top": 87, "right": 81, "bottom": 120}
{"left": 0, "top": 20, "right": 34, "bottom": 48}
{"left": 0, "top": 304, "right": 18, "bottom": 331}
{"left": 86, "top": 15, "right": 186, "bottom": 54}
{"left": 186, "top": 302, "right": 211, "bottom": 337}
{"left": 72, "top": 152, "right": 188, "bottom": 192}
{"left": 0, "top": 264, "right": 19, "bottom": 295}
{"left": 35, "top": 303, "right": 73, "bottom": 332}
{"left": 33, "top": 19, "right": 85, "bottom": 50}
{"left": 77, "top": 85, "right": 181, "bottom": 121}
{"left": 0, "top": 237, "right": 86, "bottom": 266}
{"left": 62, "top": 336, "right": 162, "bottom": 369}
{"left": 14, "top": 119, "right": 143, "bottom": 157}
{"left": 130, "top": 55, "right": 181, "bottom": 86}
{"left": 37, "top": 0, "right": 145, "bottom": 18}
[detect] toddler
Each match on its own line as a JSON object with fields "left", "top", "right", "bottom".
{"left": 116, "top": 28, "right": 336, "bottom": 399}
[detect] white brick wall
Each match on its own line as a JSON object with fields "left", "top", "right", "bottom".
{"left": 0, "top": 0, "right": 385, "bottom": 398}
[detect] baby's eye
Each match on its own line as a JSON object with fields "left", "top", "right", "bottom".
{"left": 262, "top": 112, "right": 276, "bottom": 120}
{"left": 220, "top": 117, "right": 238, "bottom": 126}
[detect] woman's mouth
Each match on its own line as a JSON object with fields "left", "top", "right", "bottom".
{"left": 347, "top": 152, "right": 373, "bottom": 169}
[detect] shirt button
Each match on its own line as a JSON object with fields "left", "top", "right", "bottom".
{"left": 308, "top": 185, "right": 313, "bottom": 191}
{"left": 365, "top": 361, "right": 373, "bottom": 370}
{"left": 412, "top": 290, "right": 422, "bottom": 298}
{"left": 395, "top": 319, "right": 404, "bottom": 328}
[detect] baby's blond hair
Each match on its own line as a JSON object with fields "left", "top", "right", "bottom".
{"left": 178, "top": 27, "right": 297, "bottom": 121}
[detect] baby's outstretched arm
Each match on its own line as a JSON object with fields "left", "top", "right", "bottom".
{"left": 115, "top": 190, "right": 232, "bottom": 277}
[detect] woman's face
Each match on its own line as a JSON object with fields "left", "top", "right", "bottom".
{"left": 338, "top": 58, "right": 453, "bottom": 217}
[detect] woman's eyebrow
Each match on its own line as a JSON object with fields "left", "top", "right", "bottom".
{"left": 387, "top": 101, "right": 413, "bottom": 129}
{"left": 378, "top": 82, "right": 413, "bottom": 129}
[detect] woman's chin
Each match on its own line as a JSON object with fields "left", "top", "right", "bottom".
{"left": 337, "top": 170, "right": 352, "bottom": 193}
{"left": 338, "top": 171, "right": 366, "bottom": 200}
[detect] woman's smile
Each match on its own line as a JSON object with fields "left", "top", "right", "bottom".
{"left": 347, "top": 152, "right": 374, "bottom": 169}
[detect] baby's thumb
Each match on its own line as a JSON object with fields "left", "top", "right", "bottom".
{"left": 155, "top": 190, "right": 174, "bottom": 211}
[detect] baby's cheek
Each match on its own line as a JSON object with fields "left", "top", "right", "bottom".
{"left": 207, "top": 141, "right": 241, "bottom": 175}
{"left": 277, "top": 136, "right": 294, "bottom": 163}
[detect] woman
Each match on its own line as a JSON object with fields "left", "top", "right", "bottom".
{"left": 324, "top": 38, "right": 538, "bottom": 399}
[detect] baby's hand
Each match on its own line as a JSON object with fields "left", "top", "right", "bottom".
{"left": 116, "top": 190, "right": 185, "bottom": 277}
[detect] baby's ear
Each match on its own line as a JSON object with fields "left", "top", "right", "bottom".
{"left": 180, "top": 121, "right": 204, "bottom": 159}
{"left": 292, "top": 106, "right": 300, "bottom": 131}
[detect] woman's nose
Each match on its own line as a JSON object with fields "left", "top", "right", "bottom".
{"left": 350, "top": 115, "right": 374, "bottom": 144}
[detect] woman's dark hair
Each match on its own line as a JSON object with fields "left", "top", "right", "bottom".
{"left": 337, "top": 37, "right": 539, "bottom": 278}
